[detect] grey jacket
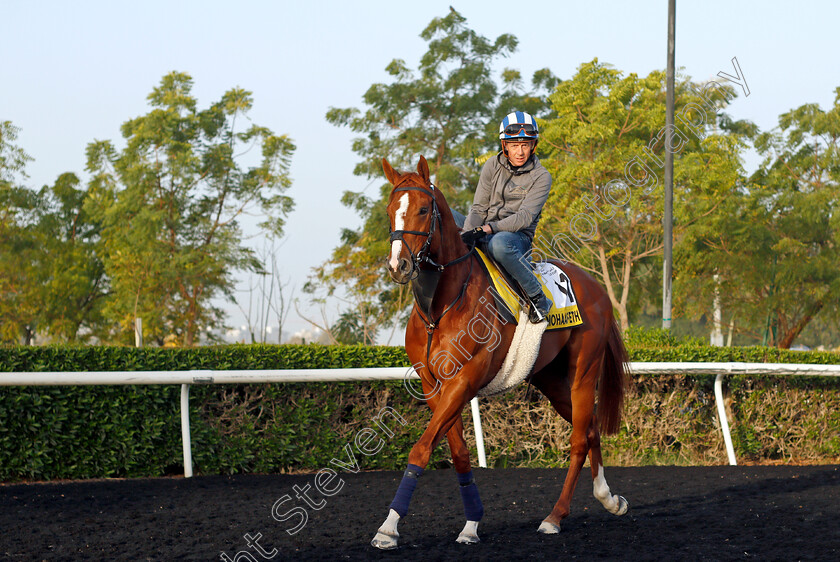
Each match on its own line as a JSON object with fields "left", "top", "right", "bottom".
{"left": 463, "top": 152, "right": 552, "bottom": 241}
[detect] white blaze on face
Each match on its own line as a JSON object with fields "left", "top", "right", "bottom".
{"left": 389, "top": 193, "right": 410, "bottom": 270}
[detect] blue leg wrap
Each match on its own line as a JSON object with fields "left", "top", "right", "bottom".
{"left": 389, "top": 463, "right": 424, "bottom": 517}
{"left": 457, "top": 470, "right": 484, "bottom": 521}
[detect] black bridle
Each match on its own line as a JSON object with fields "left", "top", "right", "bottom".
{"left": 388, "top": 181, "right": 478, "bottom": 373}
{"left": 388, "top": 183, "right": 473, "bottom": 281}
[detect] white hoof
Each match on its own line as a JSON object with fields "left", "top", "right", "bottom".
{"left": 456, "top": 532, "right": 480, "bottom": 545}
{"left": 456, "top": 520, "right": 480, "bottom": 544}
{"left": 537, "top": 520, "right": 561, "bottom": 534}
{"left": 371, "top": 530, "right": 399, "bottom": 550}
{"left": 371, "top": 509, "right": 400, "bottom": 550}
{"left": 615, "top": 495, "right": 629, "bottom": 516}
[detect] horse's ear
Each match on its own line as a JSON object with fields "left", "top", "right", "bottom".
{"left": 417, "top": 156, "right": 430, "bottom": 184}
{"left": 382, "top": 158, "right": 400, "bottom": 186}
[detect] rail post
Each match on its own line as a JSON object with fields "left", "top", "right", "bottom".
{"left": 180, "top": 384, "right": 193, "bottom": 477}
{"left": 469, "top": 397, "right": 487, "bottom": 468}
{"left": 714, "top": 367, "right": 738, "bottom": 466}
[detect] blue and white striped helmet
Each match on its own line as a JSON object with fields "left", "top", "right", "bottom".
{"left": 499, "top": 111, "right": 539, "bottom": 140}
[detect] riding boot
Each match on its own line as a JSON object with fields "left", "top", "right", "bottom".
{"left": 527, "top": 291, "right": 552, "bottom": 324}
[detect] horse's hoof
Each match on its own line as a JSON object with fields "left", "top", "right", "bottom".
{"left": 455, "top": 533, "right": 481, "bottom": 544}
{"left": 537, "top": 520, "right": 561, "bottom": 534}
{"left": 371, "top": 531, "right": 399, "bottom": 550}
{"left": 456, "top": 532, "right": 480, "bottom": 545}
{"left": 456, "top": 520, "right": 480, "bottom": 544}
{"left": 615, "top": 495, "right": 629, "bottom": 516}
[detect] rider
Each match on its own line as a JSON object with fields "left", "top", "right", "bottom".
{"left": 461, "top": 111, "right": 553, "bottom": 324}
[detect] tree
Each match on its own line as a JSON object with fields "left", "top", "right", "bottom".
{"left": 0, "top": 125, "right": 39, "bottom": 343}
{"left": 236, "top": 236, "right": 294, "bottom": 344}
{"left": 317, "top": 8, "right": 557, "bottom": 336}
{"left": 32, "top": 173, "right": 107, "bottom": 341}
{"left": 1, "top": 124, "right": 106, "bottom": 343}
{"left": 85, "top": 72, "right": 295, "bottom": 345}
{"left": 536, "top": 59, "right": 751, "bottom": 332}
{"left": 0, "top": 121, "right": 32, "bottom": 186}
{"left": 298, "top": 274, "right": 412, "bottom": 345}
{"left": 678, "top": 89, "right": 840, "bottom": 348}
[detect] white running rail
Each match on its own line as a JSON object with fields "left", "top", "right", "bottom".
{"left": 629, "top": 362, "right": 840, "bottom": 465}
{"left": 2, "top": 362, "right": 838, "bottom": 474}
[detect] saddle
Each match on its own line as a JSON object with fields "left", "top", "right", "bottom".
{"left": 474, "top": 248, "right": 583, "bottom": 331}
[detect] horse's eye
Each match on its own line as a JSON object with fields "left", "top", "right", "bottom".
{"left": 419, "top": 207, "right": 429, "bottom": 216}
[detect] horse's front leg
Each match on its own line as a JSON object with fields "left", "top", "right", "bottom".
{"left": 447, "top": 416, "right": 483, "bottom": 545}
{"left": 371, "top": 377, "right": 474, "bottom": 550}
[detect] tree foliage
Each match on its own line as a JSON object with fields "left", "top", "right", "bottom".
{"left": 32, "top": 173, "right": 107, "bottom": 341}
{"left": 315, "top": 8, "right": 557, "bottom": 340}
{"left": 85, "top": 72, "right": 295, "bottom": 345}
{"left": 4, "top": 49, "right": 838, "bottom": 350}
{"left": 1, "top": 124, "right": 105, "bottom": 343}
{"left": 536, "top": 59, "right": 751, "bottom": 332}
{"left": 678, "top": 88, "right": 840, "bottom": 347}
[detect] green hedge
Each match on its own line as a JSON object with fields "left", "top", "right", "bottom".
{"left": 1, "top": 341, "right": 838, "bottom": 481}
{"left": 623, "top": 326, "right": 840, "bottom": 364}
{"left": 0, "top": 345, "right": 415, "bottom": 480}
{"left": 0, "top": 343, "right": 412, "bottom": 372}
{"left": 4, "top": 338, "right": 838, "bottom": 374}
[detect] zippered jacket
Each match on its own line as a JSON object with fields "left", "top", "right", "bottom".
{"left": 462, "top": 152, "right": 552, "bottom": 241}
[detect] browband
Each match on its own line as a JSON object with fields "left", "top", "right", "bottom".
{"left": 392, "top": 185, "right": 435, "bottom": 196}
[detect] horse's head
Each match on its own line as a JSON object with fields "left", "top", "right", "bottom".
{"left": 383, "top": 156, "right": 442, "bottom": 284}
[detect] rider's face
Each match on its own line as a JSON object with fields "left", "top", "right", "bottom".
{"left": 504, "top": 140, "right": 534, "bottom": 167}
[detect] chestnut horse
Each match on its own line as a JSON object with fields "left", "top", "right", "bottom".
{"left": 371, "top": 156, "right": 629, "bottom": 549}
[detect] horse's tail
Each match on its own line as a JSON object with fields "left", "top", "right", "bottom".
{"left": 598, "top": 318, "right": 629, "bottom": 435}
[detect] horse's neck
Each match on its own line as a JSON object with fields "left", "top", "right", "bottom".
{"left": 414, "top": 197, "right": 488, "bottom": 319}
{"left": 433, "top": 196, "right": 468, "bottom": 265}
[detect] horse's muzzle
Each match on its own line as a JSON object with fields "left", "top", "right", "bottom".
{"left": 387, "top": 257, "right": 414, "bottom": 284}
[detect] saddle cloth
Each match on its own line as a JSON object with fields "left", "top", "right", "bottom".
{"left": 476, "top": 309, "right": 546, "bottom": 397}
{"left": 475, "top": 249, "right": 583, "bottom": 331}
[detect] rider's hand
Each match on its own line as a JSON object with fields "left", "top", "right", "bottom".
{"left": 460, "top": 226, "right": 486, "bottom": 246}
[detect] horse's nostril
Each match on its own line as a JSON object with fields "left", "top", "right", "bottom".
{"left": 399, "top": 259, "right": 411, "bottom": 273}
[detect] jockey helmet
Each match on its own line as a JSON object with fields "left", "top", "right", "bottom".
{"left": 499, "top": 111, "right": 539, "bottom": 141}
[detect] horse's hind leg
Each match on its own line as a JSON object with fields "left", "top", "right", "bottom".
{"left": 532, "top": 357, "right": 628, "bottom": 534}
{"left": 588, "top": 426, "right": 629, "bottom": 516}
{"left": 531, "top": 356, "right": 599, "bottom": 534}
{"left": 541, "top": 386, "right": 595, "bottom": 533}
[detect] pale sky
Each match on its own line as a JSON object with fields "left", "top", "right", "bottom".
{"left": 3, "top": 1, "right": 838, "bottom": 344}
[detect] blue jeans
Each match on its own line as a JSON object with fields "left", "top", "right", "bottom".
{"left": 485, "top": 231, "right": 542, "bottom": 297}
{"left": 452, "top": 209, "right": 540, "bottom": 297}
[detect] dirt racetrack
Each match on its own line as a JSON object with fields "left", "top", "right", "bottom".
{"left": 1, "top": 465, "right": 838, "bottom": 561}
